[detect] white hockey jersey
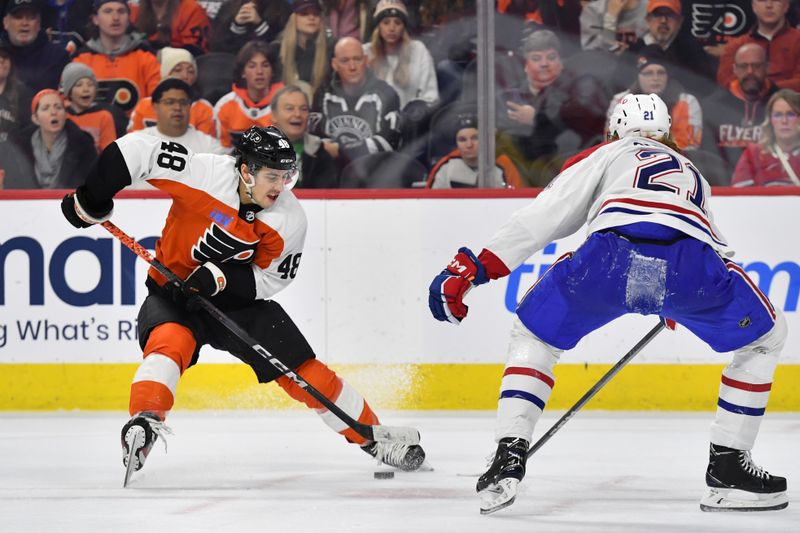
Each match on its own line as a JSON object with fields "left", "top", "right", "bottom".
{"left": 115, "top": 131, "right": 307, "bottom": 300}
{"left": 485, "top": 137, "right": 731, "bottom": 271}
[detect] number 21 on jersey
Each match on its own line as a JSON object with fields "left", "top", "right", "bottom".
{"left": 633, "top": 149, "right": 706, "bottom": 212}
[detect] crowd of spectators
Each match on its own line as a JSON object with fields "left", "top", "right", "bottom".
{"left": 1, "top": 0, "right": 799, "bottom": 189}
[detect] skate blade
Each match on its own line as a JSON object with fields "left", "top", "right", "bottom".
{"left": 122, "top": 426, "right": 145, "bottom": 488}
{"left": 700, "top": 488, "right": 789, "bottom": 512}
{"left": 479, "top": 478, "right": 520, "bottom": 515}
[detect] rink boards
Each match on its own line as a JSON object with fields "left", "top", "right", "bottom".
{"left": 0, "top": 190, "right": 798, "bottom": 410}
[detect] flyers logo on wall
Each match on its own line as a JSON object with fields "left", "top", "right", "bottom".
{"left": 690, "top": 3, "right": 749, "bottom": 40}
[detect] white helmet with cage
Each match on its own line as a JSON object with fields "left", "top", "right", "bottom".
{"left": 608, "top": 93, "right": 671, "bottom": 140}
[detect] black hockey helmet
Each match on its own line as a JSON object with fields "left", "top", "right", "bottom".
{"left": 235, "top": 126, "right": 296, "bottom": 171}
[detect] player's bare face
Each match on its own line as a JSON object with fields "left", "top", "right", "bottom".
{"left": 456, "top": 127, "right": 479, "bottom": 167}
{"left": 770, "top": 98, "right": 800, "bottom": 145}
{"left": 169, "top": 62, "right": 197, "bottom": 86}
{"left": 295, "top": 9, "right": 321, "bottom": 36}
{"left": 93, "top": 3, "right": 129, "bottom": 39}
{"left": 524, "top": 49, "right": 562, "bottom": 91}
{"left": 3, "top": 9, "right": 40, "bottom": 47}
{"left": 273, "top": 92, "right": 309, "bottom": 141}
{"left": 379, "top": 17, "right": 404, "bottom": 47}
{"left": 69, "top": 77, "right": 97, "bottom": 113}
{"left": 33, "top": 94, "right": 67, "bottom": 135}
{"left": 249, "top": 167, "right": 287, "bottom": 208}
{"left": 243, "top": 53, "right": 273, "bottom": 93}
{"left": 638, "top": 64, "right": 668, "bottom": 94}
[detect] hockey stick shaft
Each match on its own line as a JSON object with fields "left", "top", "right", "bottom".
{"left": 526, "top": 321, "right": 665, "bottom": 459}
{"left": 102, "top": 220, "right": 419, "bottom": 445}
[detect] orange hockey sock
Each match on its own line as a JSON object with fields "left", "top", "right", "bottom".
{"left": 276, "top": 359, "right": 380, "bottom": 445}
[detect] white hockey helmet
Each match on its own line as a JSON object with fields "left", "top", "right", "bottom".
{"left": 608, "top": 93, "right": 671, "bottom": 140}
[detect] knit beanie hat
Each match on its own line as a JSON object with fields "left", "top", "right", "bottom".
{"left": 59, "top": 63, "right": 97, "bottom": 98}
{"left": 636, "top": 44, "right": 669, "bottom": 72}
{"left": 373, "top": 0, "right": 408, "bottom": 26}
{"left": 158, "top": 47, "right": 197, "bottom": 80}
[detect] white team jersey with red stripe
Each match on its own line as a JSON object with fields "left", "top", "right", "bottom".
{"left": 117, "top": 131, "right": 307, "bottom": 300}
{"left": 485, "top": 136, "right": 731, "bottom": 270}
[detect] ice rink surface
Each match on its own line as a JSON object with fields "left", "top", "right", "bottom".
{"left": 1, "top": 411, "right": 798, "bottom": 533}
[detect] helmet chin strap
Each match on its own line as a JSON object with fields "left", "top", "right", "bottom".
{"left": 236, "top": 165, "right": 258, "bottom": 204}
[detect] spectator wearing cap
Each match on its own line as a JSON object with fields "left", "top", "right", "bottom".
{"left": 0, "top": 40, "right": 32, "bottom": 144}
{"left": 0, "top": 88, "right": 96, "bottom": 188}
{"left": 0, "top": 0, "right": 70, "bottom": 92}
{"left": 608, "top": 44, "right": 703, "bottom": 150}
{"left": 210, "top": 0, "right": 291, "bottom": 54}
{"left": 71, "top": 0, "right": 161, "bottom": 117}
{"left": 270, "top": 83, "right": 338, "bottom": 187}
{"left": 363, "top": 0, "right": 438, "bottom": 109}
{"left": 213, "top": 40, "right": 285, "bottom": 148}
{"left": 580, "top": 0, "right": 649, "bottom": 53}
{"left": 427, "top": 113, "right": 521, "bottom": 188}
{"left": 273, "top": 0, "right": 334, "bottom": 96}
{"left": 130, "top": 0, "right": 211, "bottom": 55}
{"left": 127, "top": 46, "right": 215, "bottom": 135}
{"left": 495, "top": 29, "right": 608, "bottom": 187}
{"left": 628, "top": 0, "right": 717, "bottom": 96}
{"left": 60, "top": 62, "right": 126, "bottom": 152}
{"left": 309, "top": 36, "right": 402, "bottom": 168}
{"left": 717, "top": 0, "right": 800, "bottom": 92}
{"left": 701, "top": 42, "right": 780, "bottom": 176}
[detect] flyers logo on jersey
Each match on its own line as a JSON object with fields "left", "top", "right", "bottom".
{"left": 192, "top": 223, "right": 260, "bottom": 264}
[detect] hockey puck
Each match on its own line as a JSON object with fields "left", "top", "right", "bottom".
{"left": 374, "top": 471, "right": 394, "bottom": 480}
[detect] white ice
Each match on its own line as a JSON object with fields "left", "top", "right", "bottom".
{"left": 1, "top": 411, "right": 798, "bottom": 533}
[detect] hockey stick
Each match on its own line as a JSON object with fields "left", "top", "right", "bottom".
{"left": 101, "top": 220, "right": 420, "bottom": 445}
{"left": 526, "top": 321, "right": 665, "bottom": 459}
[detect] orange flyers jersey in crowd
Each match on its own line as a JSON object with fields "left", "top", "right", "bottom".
{"left": 130, "top": 0, "right": 211, "bottom": 53}
{"left": 71, "top": 51, "right": 161, "bottom": 116}
{"left": 213, "top": 83, "right": 284, "bottom": 148}
{"left": 128, "top": 96, "right": 216, "bottom": 137}
{"left": 68, "top": 107, "right": 117, "bottom": 152}
{"left": 113, "top": 132, "right": 308, "bottom": 298}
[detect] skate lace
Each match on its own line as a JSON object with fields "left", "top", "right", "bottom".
{"left": 374, "top": 441, "right": 410, "bottom": 467}
{"left": 143, "top": 417, "right": 174, "bottom": 454}
{"left": 738, "top": 451, "right": 770, "bottom": 479}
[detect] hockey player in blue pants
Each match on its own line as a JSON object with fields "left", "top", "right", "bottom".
{"left": 428, "top": 94, "right": 788, "bottom": 514}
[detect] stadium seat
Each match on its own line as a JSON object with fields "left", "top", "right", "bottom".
{"left": 195, "top": 52, "right": 236, "bottom": 105}
{"left": 339, "top": 152, "right": 429, "bottom": 188}
{"left": 426, "top": 100, "right": 478, "bottom": 167}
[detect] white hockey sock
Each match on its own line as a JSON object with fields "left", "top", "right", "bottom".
{"left": 710, "top": 311, "right": 786, "bottom": 450}
{"left": 495, "top": 318, "right": 562, "bottom": 442}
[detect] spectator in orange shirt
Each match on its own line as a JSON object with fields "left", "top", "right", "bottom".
{"left": 130, "top": 0, "right": 211, "bottom": 55}
{"left": 71, "top": 0, "right": 161, "bottom": 117}
{"left": 213, "top": 40, "right": 284, "bottom": 148}
{"left": 59, "top": 62, "right": 126, "bottom": 152}
{"left": 717, "top": 0, "right": 800, "bottom": 92}
{"left": 127, "top": 47, "right": 215, "bottom": 136}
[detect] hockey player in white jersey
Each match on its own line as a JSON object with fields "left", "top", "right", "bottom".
{"left": 428, "top": 94, "right": 788, "bottom": 514}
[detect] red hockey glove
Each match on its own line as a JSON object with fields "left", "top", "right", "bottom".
{"left": 428, "top": 247, "right": 510, "bottom": 324}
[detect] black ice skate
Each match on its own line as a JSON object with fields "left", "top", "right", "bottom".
{"left": 700, "top": 443, "right": 788, "bottom": 511}
{"left": 361, "top": 440, "right": 426, "bottom": 472}
{"left": 121, "top": 412, "right": 172, "bottom": 487}
{"left": 476, "top": 437, "right": 529, "bottom": 515}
